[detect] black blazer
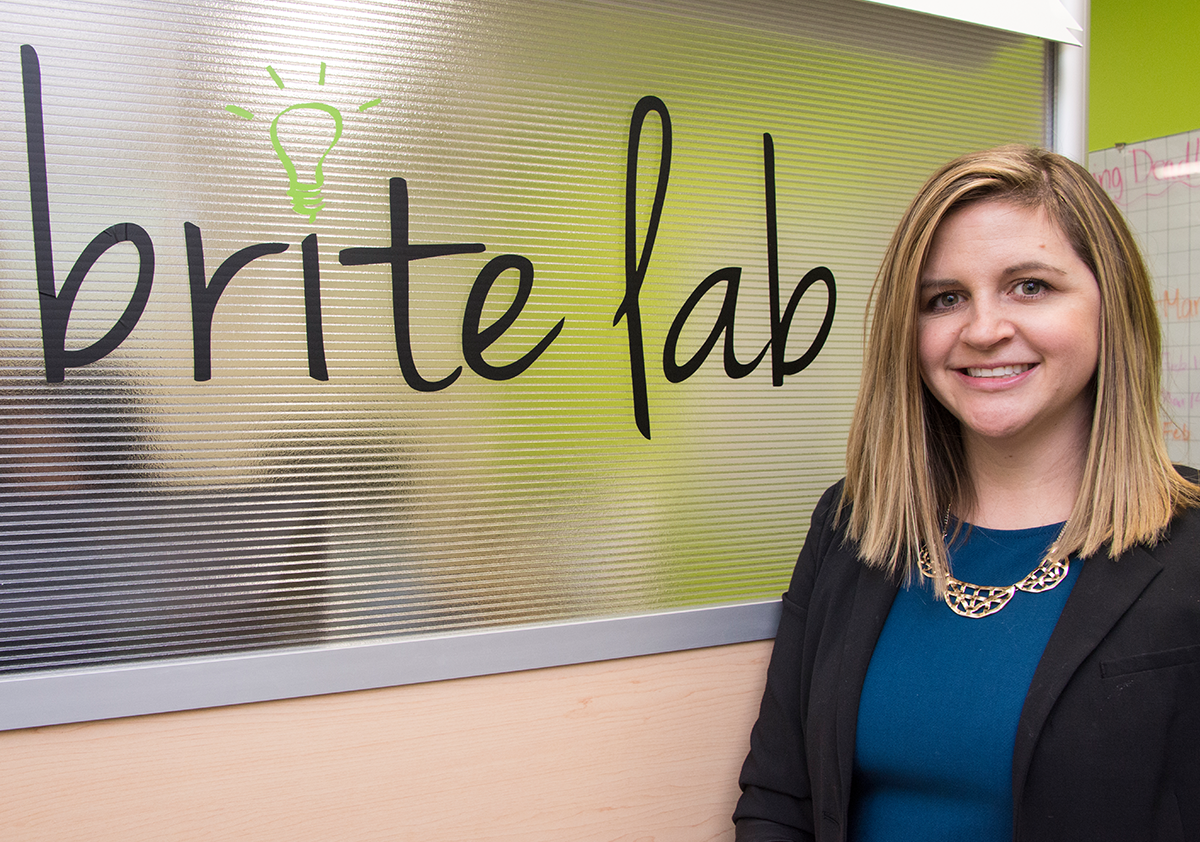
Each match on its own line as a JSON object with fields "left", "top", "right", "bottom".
{"left": 734, "top": 480, "right": 1200, "bottom": 842}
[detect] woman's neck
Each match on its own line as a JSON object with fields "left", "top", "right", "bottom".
{"left": 960, "top": 424, "right": 1088, "bottom": 529}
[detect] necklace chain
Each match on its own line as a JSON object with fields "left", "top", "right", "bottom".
{"left": 917, "top": 511, "right": 1070, "bottom": 618}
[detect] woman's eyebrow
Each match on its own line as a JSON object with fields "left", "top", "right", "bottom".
{"left": 919, "top": 261, "right": 1067, "bottom": 287}
{"left": 1002, "top": 260, "right": 1067, "bottom": 276}
{"left": 918, "top": 278, "right": 957, "bottom": 290}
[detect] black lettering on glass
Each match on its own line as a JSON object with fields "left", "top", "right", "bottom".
{"left": 663, "top": 266, "right": 768, "bottom": 382}
{"left": 184, "top": 223, "right": 288, "bottom": 381}
{"left": 339, "top": 177, "right": 485, "bottom": 392}
{"left": 615, "top": 95, "right": 671, "bottom": 440}
{"left": 462, "top": 254, "right": 564, "bottom": 380}
{"left": 763, "top": 133, "right": 836, "bottom": 384}
{"left": 302, "top": 233, "right": 328, "bottom": 381}
{"left": 22, "top": 44, "right": 154, "bottom": 383}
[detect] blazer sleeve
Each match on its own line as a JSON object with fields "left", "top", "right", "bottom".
{"left": 732, "top": 481, "right": 845, "bottom": 842}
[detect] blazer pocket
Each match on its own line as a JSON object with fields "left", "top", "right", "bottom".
{"left": 781, "top": 592, "right": 808, "bottom": 618}
{"left": 1101, "top": 643, "right": 1200, "bottom": 679}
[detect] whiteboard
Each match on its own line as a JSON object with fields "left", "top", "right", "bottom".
{"left": 1090, "top": 131, "right": 1200, "bottom": 466}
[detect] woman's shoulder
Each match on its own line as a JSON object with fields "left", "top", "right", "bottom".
{"left": 792, "top": 478, "right": 856, "bottom": 573}
{"left": 1146, "top": 470, "right": 1200, "bottom": 567}
{"left": 806, "top": 477, "right": 849, "bottom": 538}
{"left": 1169, "top": 465, "right": 1200, "bottom": 536}
{"left": 815, "top": 477, "right": 847, "bottom": 511}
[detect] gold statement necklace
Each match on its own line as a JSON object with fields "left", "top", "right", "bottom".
{"left": 917, "top": 510, "right": 1070, "bottom": 618}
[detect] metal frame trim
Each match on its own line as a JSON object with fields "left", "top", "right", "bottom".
{"left": 0, "top": 600, "right": 782, "bottom": 732}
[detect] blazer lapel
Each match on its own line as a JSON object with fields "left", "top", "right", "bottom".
{"left": 1011, "top": 544, "right": 1163, "bottom": 799}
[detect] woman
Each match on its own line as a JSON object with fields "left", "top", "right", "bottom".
{"left": 733, "top": 146, "right": 1200, "bottom": 842}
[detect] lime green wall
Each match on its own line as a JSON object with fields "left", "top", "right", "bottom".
{"left": 1090, "top": 0, "right": 1200, "bottom": 151}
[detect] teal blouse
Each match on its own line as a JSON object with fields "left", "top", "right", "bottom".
{"left": 850, "top": 521, "right": 1081, "bottom": 841}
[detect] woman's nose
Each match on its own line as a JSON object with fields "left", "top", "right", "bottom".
{"left": 960, "top": 300, "right": 1016, "bottom": 348}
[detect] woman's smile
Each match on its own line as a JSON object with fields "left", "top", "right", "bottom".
{"left": 963, "top": 363, "right": 1033, "bottom": 379}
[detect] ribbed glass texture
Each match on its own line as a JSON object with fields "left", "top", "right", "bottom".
{"left": 0, "top": 0, "right": 1047, "bottom": 674}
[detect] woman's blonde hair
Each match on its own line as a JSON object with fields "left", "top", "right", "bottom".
{"left": 842, "top": 144, "right": 1200, "bottom": 588}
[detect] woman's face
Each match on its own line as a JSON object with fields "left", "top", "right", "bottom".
{"left": 916, "top": 199, "right": 1102, "bottom": 454}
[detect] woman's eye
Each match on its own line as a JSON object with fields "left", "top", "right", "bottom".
{"left": 1017, "top": 279, "right": 1046, "bottom": 296}
{"left": 930, "top": 292, "right": 961, "bottom": 309}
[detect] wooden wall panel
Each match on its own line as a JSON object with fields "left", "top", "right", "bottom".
{"left": 0, "top": 640, "right": 772, "bottom": 842}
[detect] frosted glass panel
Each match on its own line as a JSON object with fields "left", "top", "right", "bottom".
{"left": 0, "top": 0, "right": 1048, "bottom": 674}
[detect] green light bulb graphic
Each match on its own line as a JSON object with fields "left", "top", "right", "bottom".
{"left": 226, "top": 63, "right": 379, "bottom": 221}
{"left": 269, "top": 102, "right": 343, "bottom": 222}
